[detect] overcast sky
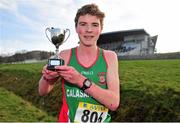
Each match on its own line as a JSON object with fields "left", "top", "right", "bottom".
{"left": 0, "top": 0, "right": 180, "bottom": 55}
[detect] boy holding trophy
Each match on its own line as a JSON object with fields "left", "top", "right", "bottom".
{"left": 39, "top": 3, "right": 120, "bottom": 122}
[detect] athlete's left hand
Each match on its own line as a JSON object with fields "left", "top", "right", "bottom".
{"left": 55, "top": 66, "right": 85, "bottom": 87}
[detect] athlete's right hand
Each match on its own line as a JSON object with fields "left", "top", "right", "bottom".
{"left": 39, "top": 65, "right": 59, "bottom": 95}
{"left": 41, "top": 65, "right": 60, "bottom": 84}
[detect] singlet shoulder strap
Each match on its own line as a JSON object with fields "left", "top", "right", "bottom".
{"left": 67, "top": 47, "right": 76, "bottom": 65}
{"left": 101, "top": 48, "right": 108, "bottom": 68}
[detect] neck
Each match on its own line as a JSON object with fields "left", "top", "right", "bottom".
{"left": 78, "top": 45, "right": 98, "bottom": 56}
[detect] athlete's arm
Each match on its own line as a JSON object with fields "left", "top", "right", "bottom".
{"left": 38, "top": 49, "right": 71, "bottom": 96}
{"left": 38, "top": 65, "right": 59, "bottom": 96}
{"left": 85, "top": 50, "right": 120, "bottom": 111}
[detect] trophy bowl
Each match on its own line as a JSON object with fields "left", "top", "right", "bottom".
{"left": 45, "top": 27, "right": 70, "bottom": 71}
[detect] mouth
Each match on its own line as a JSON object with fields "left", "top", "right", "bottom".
{"left": 84, "top": 35, "right": 94, "bottom": 40}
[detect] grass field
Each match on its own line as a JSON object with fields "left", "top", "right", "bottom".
{"left": 0, "top": 87, "right": 56, "bottom": 121}
{"left": 0, "top": 59, "right": 180, "bottom": 121}
{"left": 118, "top": 59, "right": 180, "bottom": 121}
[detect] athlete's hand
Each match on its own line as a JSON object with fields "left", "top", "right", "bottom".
{"left": 55, "top": 66, "right": 85, "bottom": 87}
{"left": 39, "top": 65, "right": 59, "bottom": 95}
{"left": 42, "top": 65, "right": 59, "bottom": 80}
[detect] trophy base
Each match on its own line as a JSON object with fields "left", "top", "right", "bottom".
{"left": 47, "top": 58, "right": 64, "bottom": 71}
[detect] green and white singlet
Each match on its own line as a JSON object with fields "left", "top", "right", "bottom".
{"left": 59, "top": 47, "right": 111, "bottom": 122}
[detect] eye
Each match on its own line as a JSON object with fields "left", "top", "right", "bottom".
{"left": 79, "top": 22, "right": 86, "bottom": 26}
{"left": 92, "top": 23, "right": 99, "bottom": 27}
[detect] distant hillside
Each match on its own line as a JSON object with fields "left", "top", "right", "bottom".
{"left": 0, "top": 51, "right": 54, "bottom": 63}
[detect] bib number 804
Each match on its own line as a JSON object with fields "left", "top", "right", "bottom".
{"left": 81, "top": 110, "right": 103, "bottom": 122}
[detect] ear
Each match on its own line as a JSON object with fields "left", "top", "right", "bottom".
{"left": 75, "top": 27, "right": 78, "bottom": 33}
{"left": 100, "top": 27, "right": 103, "bottom": 33}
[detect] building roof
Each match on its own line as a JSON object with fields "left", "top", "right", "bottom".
{"left": 97, "top": 29, "right": 149, "bottom": 45}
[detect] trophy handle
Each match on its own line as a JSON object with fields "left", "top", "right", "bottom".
{"left": 45, "top": 27, "right": 51, "bottom": 42}
{"left": 64, "top": 29, "right": 70, "bottom": 42}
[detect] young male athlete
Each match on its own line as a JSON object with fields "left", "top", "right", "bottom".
{"left": 39, "top": 3, "right": 120, "bottom": 122}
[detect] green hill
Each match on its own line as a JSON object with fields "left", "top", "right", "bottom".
{"left": 0, "top": 59, "right": 180, "bottom": 122}
{"left": 0, "top": 87, "right": 57, "bottom": 122}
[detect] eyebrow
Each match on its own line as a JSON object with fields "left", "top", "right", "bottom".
{"left": 92, "top": 22, "right": 99, "bottom": 25}
{"left": 78, "top": 22, "right": 86, "bottom": 24}
{"left": 78, "top": 22, "right": 100, "bottom": 25}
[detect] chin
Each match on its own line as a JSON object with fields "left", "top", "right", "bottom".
{"left": 80, "top": 42, "right": 93, "bottom": 47}
{"left": 84, "top": 44, "right": 93, "bottom": 47}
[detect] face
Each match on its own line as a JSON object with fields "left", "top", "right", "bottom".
{"left": 76, "top": 14, "right": 102, "bottom": 47}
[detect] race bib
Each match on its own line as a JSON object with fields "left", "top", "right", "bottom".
{"left": 74, "top": 102, "right": 108, "bottom": 123}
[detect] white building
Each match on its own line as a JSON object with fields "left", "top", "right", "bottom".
{"left": 97, "top": 29, "right": 158, "bottom": 56}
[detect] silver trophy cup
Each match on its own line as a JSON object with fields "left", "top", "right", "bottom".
{"left": 45, "top": 27, "right": 70, "bottom": 71}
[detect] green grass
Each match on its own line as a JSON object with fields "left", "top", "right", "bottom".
{"left": 118, "top": 59, "right": 180, "bottom": 121}
{"left": 0, "top": 87, "right": 57, "bottom": 122}
{"left": 0, "top": 59, "right": 180, "bottom": 121}
{"left": 0, "top": 62, "right": 62, "bottom": 121}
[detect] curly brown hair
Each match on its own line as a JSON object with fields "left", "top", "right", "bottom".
{"left": 74, "top": 3, "right": 105, "bottom": 29}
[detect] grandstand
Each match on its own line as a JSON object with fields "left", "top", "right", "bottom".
{"left": 97, "top": 29, "right": 158, "bottom": 56}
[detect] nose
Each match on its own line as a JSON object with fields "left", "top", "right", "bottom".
{"left": 86, "top": 25, "right": 92, "bottom": 32}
